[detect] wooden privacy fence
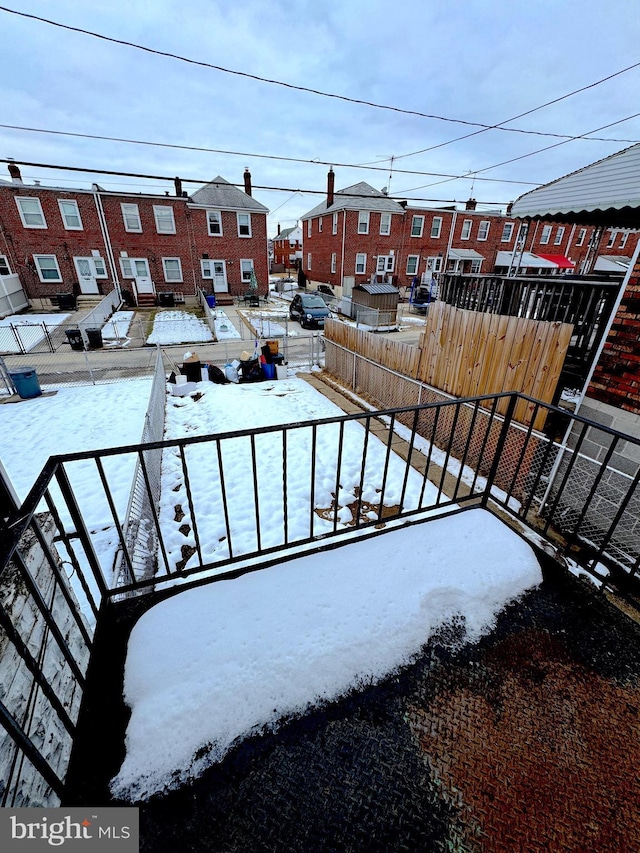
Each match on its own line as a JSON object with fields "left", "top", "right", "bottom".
{"left": 325, "top": 304, "right": 572, "bottom": 429}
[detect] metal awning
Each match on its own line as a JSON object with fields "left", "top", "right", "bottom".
{"left": 535, "top": 254, "right": 575, "bottom": 269}
{"left": 495, "top": 251, "right": 558, "bottom": 269}
{"left": 449, "top": 248, "right": 485, "bottom": 260}
{"left": 593, "top": 255, "right": 632, "bottom": 272}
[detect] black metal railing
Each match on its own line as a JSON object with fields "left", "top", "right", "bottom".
{"left": 1, "top": 390, "right": 639, "bottom": 804}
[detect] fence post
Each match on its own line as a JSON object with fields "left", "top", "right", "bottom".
{"left": 482, "top": 393, "right": 518, "bottom": 507}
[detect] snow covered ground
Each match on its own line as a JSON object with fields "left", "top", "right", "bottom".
{"left": 212, "top": 309, "right": 241, "bottom": 340}
{"left": 0, "top": 312, "right": 70, "bottom": 353}
{"left": 146, "top": 310, "right": 214, "bottom": 344}
{"left": 102, "top": 310, "right": 135, "bottom": 341}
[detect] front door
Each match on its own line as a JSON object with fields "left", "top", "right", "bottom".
{"left": 212, "top": 261, "right": 228, "bottom": 293}
{"left": 74, "top": 257, "right": 100, "bottom": 294}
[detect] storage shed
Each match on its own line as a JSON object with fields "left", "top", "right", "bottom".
{"left": 350, "top": 282, "right": 399, "bottom": 328}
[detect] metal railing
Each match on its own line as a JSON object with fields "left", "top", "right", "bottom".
{"left": 1, "top": 390, "right": 638, "bottom": 804}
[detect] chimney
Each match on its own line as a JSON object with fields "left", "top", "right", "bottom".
{"left": 244, "top": 168, "right": 252, "bottom": 196}
{"left": 277, "top": 223, "right": 281, "bottom": 235}
{"left": 7, "top": 161, "right": 22, "bottom": 184}
{"left": 327, "top": 167, "right": 335, "bottom": 208}
{"left": 506, "top": 202, "right": 513, "bottom": 216}
{"left": 465, "top": 198, "right": 477, "bottom": 211}
{"left": 174, "top": 176, "right": 183, "bottom": 197}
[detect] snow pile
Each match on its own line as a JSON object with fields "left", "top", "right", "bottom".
{"left": 111, "top": 508, "right": 542, "bottom": 801}
{"left": 146, "top": 310, "right": 214, "bottom": 344}
{"left": 102, "top": 310, "right": 135, "bottom": 340}
{"left": 0, "top": 312, "right": 70, "bottom": 353}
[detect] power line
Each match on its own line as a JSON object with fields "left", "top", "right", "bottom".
{"left": 0, "top": 127, "right": 541, "bottom": 185}
{"left": 2, "top": 4, "right": 639, "bottom": 146}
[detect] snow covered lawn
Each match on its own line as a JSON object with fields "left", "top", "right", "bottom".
{"left": 111, "top": 508, "right": 542, "bottom": 801}
{"left": 0, "top": 313, "right": 70, "bottom": 353}
{"left": 102, "top": 310, "right": 135, "bottom": 341}
{"left": 146, "top": 310, "right": 214, "bottom": 345}
{"left": 212, "top": 309, "right": 241, "bottom": 340}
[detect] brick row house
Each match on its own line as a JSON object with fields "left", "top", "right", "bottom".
{"left": 272, "top": 225, "right": 303, "bottom": 271}
{"left": 0, "top": 164, "right": 269, "bottom": 306}
{"left": 300, "top": 170, "right": 639, "bottom": 297}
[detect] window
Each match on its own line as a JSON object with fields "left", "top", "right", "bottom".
{"left": 33, "top": 255, "right": 62, "bottom": 282}
{"left": 357, "top": 211, "right": 369, "bottom": 234}
{"left": 380, "top": 213, "right": 391, "bottom": 235}
{"left": 478, "top": 221, "right": 490, "bottom": 241}
{"left": 318, "top": 216, "right": 323, "bottom": 233}
{"left": 120, "top": 257, "right": 150, "bottom": 278}
{"left": 207, "top": 210, "right": 222, "bottom": 236}
{"left": 501, "top": 222, "right": 514, "bottom": 242}
{"left": 74, "top": 256, "right": 107, "bottom": 279}
{"left": 470, "top": 259, "right": 482, "bottom": 274}
{"left": 620, "top": 232, "right": 629, "bottom": 249}
{"left": 332, "top": 212, "right": 338, "bottom": 234}
{"left": 576, "top": 228, "right": 587, "bottom": 246}
{"left": 461, "top": 219, "right": 472, "bottom": 240}
{"left": 0, "top": 255, "right": 12, "bottom": 275}
{"left": 307, "top": 219, "right": 312, "bottom": 238}
{"left": 554, "top": 226, "right": 565, "bottom": 246}
{"left": 406, "top": 255, "right": 419, "bottom": 275}
{"left": 16, "top": 197, "right": 46, "bottom": 228}
{"left": 411, "top": 215, "right": 424, "bottom": 237}
{"left": 376, "top": 255, "right": 394, "bottom": 273}
{"left": 606, "top": 230, "right": 616, "bottom": 248}
{"left": 237, "top": 213, "right": 251, "bottom": 237}
{"left": 430, "top": 217, "right": 442, "bottom": 239}
{"left": 240, "top": 259, "right": 254, "bottom": 283}
{"left": 58, "top": 199, "right": 82, "bottom": 230}
{"left": 355, "top": 253, "right": 366, "bottom": 274}
{"left": 154, "top": 206, "right": 176, "bottom": 234}
{"left": 121, "top": 203, "right": 142, "bottom": 232}
{"left": 162, "top": 258, "right": 183, "bottom": 282}
{"left": 307, "top": 252, "right": 312, "bottom": 270}
{"left": 540, "top": 225, "right": 552, "bottom": 244}
{"left": 426, "top": 257, "right": 443, "bottom": 272}
{"left": 331, "top": 252, "right": 337, "bottom": 274}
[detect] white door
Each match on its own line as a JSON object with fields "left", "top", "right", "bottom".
{"left": 74, "top": 258, "right": 99, "bottom": 294}
{"left": 212, "top": 261, "right": 228, "bottom": 293}
{"left": 136, "top": 277, "right": 154, "bottom": 294}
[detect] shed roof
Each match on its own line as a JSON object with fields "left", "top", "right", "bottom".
{"left": 353, "top": 282, "right": 399, "bottom": 295}
{"left": 301, "top": 182, "right": 406, "bottom": 219}
{"left": 511, "top": 144, "right": 640, "bottom": 227}
{"left": 190, "top": 176, "right": 268, "bottom": 212}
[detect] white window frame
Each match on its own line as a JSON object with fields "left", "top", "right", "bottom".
{"left": 411, "top": 215, "right": 424, "bottom": 238}
{"left": 0, "top": 255, "right": 12, "bottom": 275}
{"left": 121, "top": 203, "right": 142, "bottom": 233}
{"left": 461, "top": 219, "right": 472, "bottom": 240}
{"left": 606, "top": 230, "right": 616, "bottom": 248}
{"left": 307, "top": 252, "right": 312, "bottom": 270}
{"left": 318, "top": 216, "right": 323, "bottom": 233}
{"left": 426, "top": 257, "right": 443, "bottom": 273}
{"left": 540, "top": 225, "right": 552, "bottom": 245}
{"left": 430, "top": 217, "right": 442, "bottom": 239}
{"left": 406, "top": 255, "right": 419, "bottom": 276}
{"left": 120, "top": 257, "right": 150, "bottom": 279}
{"left": 376, "top": 255, "right": 395, "bottom": 274}
{"left": 576, "top": 228, "right": 587, "bottom": 246}
{"left": 237, "top": 213, "right": 252, "bottom": 238}
{"left": 478, "top": 220, "right": 490, "bottom": 241}
{"left": 470, "top": 259, "right": 483, "bottom": 274}
{"left": 74, "top": 256, "right": 107, "bottom": 279}
{"left": 16, "top": 197, "right": 47, "bottom": 229}
{"left": 207, "top": 210, "right": 223, "bottom": 236}
{"left": 153, "top": 206, "right": 176, "bottom": 235}
{"left": 357, "top": 211, "right": 370, "bottom": 234}
{"left": 33, "top": 254, "right": 62, "bottom": 282}
{"left": 620, "top": 232, "right": 629, "bottom": 249}
{"left": 240, "top": 259, "right": 254, "bottom": 283}
{"left": 58, "top": 199, "right": 83, "bottom": 230}
{"left": 501, "top": 222, "right": 514, "bottom": 242}
{"left": 355, "top": 253, "right": 367, "bottom": 274}
{"left": 307, "top": 219, "right": 312, "bottom": 238}
{"left": 379, "top": 213, "right": 391, "bottom": 235}
{"left": 162, "top": 257, "right": 183, "bottom": 282}
{"left": 554, "top": 226, "right": 565, "bottom": 246}
{"left": 332, "top": 212, "right": 338, "bottom": 234}
{"left": 331, "top": 252, "right": 337, "bottom": 274}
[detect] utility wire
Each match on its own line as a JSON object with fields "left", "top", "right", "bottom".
{"left": 1, "top": 4, "right": 639, "bottom": 146}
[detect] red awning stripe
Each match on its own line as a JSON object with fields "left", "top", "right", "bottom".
{"left": 535, "top": 254, "right": 575, "bottom": 269}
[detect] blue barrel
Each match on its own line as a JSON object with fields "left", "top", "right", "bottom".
{"left": 206, "top": 294, "right": 216, "bottom": 308}
{"left": 9, "top": 368, "right": 42, "bottom": 399}
{"left": 261, "top": 362, "right": 275, "bottom": 379}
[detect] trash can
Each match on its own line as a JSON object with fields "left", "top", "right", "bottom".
{"left": 206, "top": 294, "right": 216, "bottom": 309}
{"left": 65, "top": 329, "right": 84, "bottom": 351}
{"left": 158, "top": 292, "right": 175, "bottom": 307}
{"left": 9, "top": 368, "right": 42, "bottom": 399}
{"left": 86, "top": 327, "right": 103, "bottom": 349}
{"left": 261, "top": 362, "right": 276, "bottom": 379}
{"left": 181, "top": 361, "right": 202, "bottom": 383}
{"left": 56, "top": 293, "right": 77, "bottom": 311}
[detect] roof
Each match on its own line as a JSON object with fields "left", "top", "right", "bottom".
{"left": 535, "top": 253, "right": 575, "bottom": 269}
{"left": 495, "top": 251, "right": 559, "bottom": 269}
{"left": 511, "top": 144, "right": 640, "bottom": 227}
{"left": 353, "top": 282, "right": 399, "bottom": 295}
{"left": 593, "top": 255, "right": 632, "bottom": 272}
{"left": 190, "top": 176, "right": 268, "bottom": 212}
{"left": 274, "top": 226, "right": 301, "bottom": 242}
{"left": 301, "top": 182, "right": 406, "bottom": 219}
{"left": 449, "top": 248, "right": 485, "bottom": 260}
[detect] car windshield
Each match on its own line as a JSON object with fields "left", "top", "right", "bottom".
{"left": 301, "top": 295, "right": 327, "bottom": 309}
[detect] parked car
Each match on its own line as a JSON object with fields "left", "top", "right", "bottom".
{"left": 289, "top": 293, "right": 331, "bottom": 329}
{"left": 309, "top": 288, "right": 334, "bottom": 306}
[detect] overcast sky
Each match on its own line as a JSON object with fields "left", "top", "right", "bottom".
{"left": 2, "top": 0, "right": 640, "bottom": 236}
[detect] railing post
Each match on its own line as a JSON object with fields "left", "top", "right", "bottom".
{"left": 482, "top": 394, "right": 518, "bottom": 506}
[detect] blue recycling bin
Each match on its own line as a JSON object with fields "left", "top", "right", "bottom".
{"left": 206, "top": 294, "right": 216, "bottom": 308}
{"left": 9, "top": 367, "right": 42, "bottom": 399}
